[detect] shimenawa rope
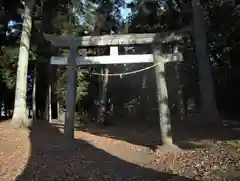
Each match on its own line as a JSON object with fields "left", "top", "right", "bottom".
{"left": 67, "top": 62, "right": 161, "bottom": 77}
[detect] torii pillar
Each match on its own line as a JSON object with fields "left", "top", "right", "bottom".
{"left": 44, "top": 35, "right": 78, "bottom": 142}
{"left": 64, "top": 44, "right": 78, "bottom": 142}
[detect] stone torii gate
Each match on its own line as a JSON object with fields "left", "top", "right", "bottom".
{"left": 44, "top": 31, "right": 186, "bottom": 145}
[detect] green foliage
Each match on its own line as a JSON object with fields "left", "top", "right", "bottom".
{"left": 127, "top": 0, "right": 191, "bottom": 33}
{"left": 56, "top": 71, "right": 89, "bottom": 104}
{"left": 0, "top": 46, "right": 18, "bottom": 89}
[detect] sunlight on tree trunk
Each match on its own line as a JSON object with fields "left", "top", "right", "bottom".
{"left": 45, "top": 91, "right": 49, "bottom": 121}
{"left": 48, "top": 83, "right": 52, "bottom": 123}
{"left": 57, "top": 99, "right": 60, "bottom": 120}
{"left": 45, "top": 79, "right": 52, "bottom": 122}
{"left": 97, "top": 67, "right": 109, "bottom": 124}
{"left": 32, "top": 65, "right": 37, "bottom": 122}
{"left": 11, "top": 0, "right": 36, "bottom": 128}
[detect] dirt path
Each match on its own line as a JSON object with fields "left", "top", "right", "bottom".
{"left": 0, "top": 121, "right": 239, "bottom": 181}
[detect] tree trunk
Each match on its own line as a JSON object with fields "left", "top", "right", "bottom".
{"left": 11, "top": 0, "right": 35, "bottom": 128}
{"left": 57, "top": 100, "right": 60, "bottom": 120}
{"left": 45, "top": 90, "right": 49, "bottom": 120}
{"left": 96, "top": 68, "right": 103, "bottom": 124}
{"left": 48, "top": 82, "right": 52, "bottom": 123}
{"left": 56, "top": 67, "right": 60, "bottom": 120}
{"left": 97, "top": 67, "right": 109, "bottom": 124}
{"left": 102, "top": 67, "right": 108, "bottom": 116}
{"left": 4, "top": 102, "right": 8, "bottom": 117}
{"left": 45, "top": 66, "right": 52, "bottom": 123}
{"left": 44, "top": 65, "right": 52, "bottom": 123}
{"left": 139, "top": 73, "right": 147, "bottom": 121}
{"left": 32, "top": 65, "right": 37, "bottom": 122}
{"left": 173, "top": 46, "right": 185, "bottom": 121}
{"left": 192, "top": 0, "right": 219, "bottom": 121}
{"left": 0, "top": 102, "right": 1, "bottom": 117}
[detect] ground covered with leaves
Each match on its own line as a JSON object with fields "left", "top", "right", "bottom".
{"left": 0, "top": 120, "right": 239, "bottom": 181}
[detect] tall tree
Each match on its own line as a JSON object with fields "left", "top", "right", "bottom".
{"left": 192, "top": 0, "right": 219, "bottom": 121}
{"left": 11, "top": 0, "right": 36, "bottom": 127}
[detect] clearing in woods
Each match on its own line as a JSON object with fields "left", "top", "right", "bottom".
{"left": 0, "top": 119, "right": 240, "bottom": 181}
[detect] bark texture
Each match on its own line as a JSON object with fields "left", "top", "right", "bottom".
{"left": 11, "top": 0, "right": 36, "bottom": 128}
{"left": 192, "top": 0, "right": 219, "bottom": 121}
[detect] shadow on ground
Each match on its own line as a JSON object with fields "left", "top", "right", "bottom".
{"left": 170, "top": 117, "right": 239, "bottom": 149}
{"left": 52, "top": 112, "right": 240, "bottom": 151}
{"left": 15, "top": 121, "right": 196, "bottom": 181}
{"left": 53, "top": 120, "right": 161, "bottom": 151}
{"left": 0, "top": 116, "right": 11, "bottom": 122}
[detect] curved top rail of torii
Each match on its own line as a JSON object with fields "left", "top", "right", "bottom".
{"left": 43, "top": 27, "right": 191, "bottom": 48}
